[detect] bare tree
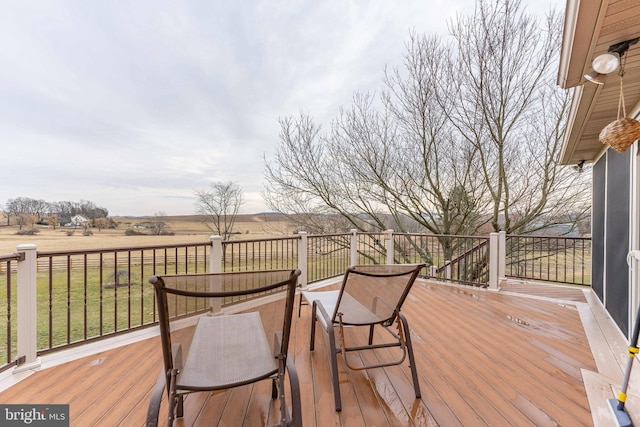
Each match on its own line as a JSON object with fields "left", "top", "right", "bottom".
{"left": 0, "top": 204, "right": 6, "bottom": 226}
{"left": 442, "top": 0, "right": 589, "bottom": 234}
{"left": 46, "top": 214, "right": 60, "bottom": 230}
{"left": 264, "top": 0, "right": 590, "bottom": 248}
{"left": 5, "top": 197, "right": 49, "bottom": 226}
{"left": 264, "top": 46, "right": 487, "bottom": 241}
{"left": 195, "top": 181, "right": 244, "bottom": 240}
{"left": 77, "top": 200, "right": 109, "bottom": 225}
{"left": 149, "top": 211, "right": 172, "bottom": 235}
{"left": 94, "top": 217, "right": 110, "bottom": 232}
{"left": 16, "top": 213, "right": 37, "bottom": 231}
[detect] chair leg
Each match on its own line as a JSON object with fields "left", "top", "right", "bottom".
{"left": 176, "top": 396, "right": 184, "bottom": 419}
{"left": 326, "top": 325, "right": 342, "bottom": 411}
{"left": 167, "top": 370, "right": 178, "bottom": 425}
{"left": 272, "top": 378, "right": 278, "bottom": 399}
{"left": 309, "top": 300, "right": 341, "bottom": 410}
{"left": 145, "top": 369, "right": 165, "bottom": 427}
{"left": 399, "top": 313, "right": 421, "bottom": 398}
{"left": 310, "top": 301, "right": 318, "bottom": 351}
{"left": 285, "top": 356, "right": 302, "bottom": 427}
{"left": 168, "top": 343, "right": 184, "bottom": 421}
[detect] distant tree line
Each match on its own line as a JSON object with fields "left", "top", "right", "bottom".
{"left": 2, "top": 197, "right": 110, "bottom": 229}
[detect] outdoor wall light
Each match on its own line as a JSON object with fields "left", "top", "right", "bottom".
{"left": 584, "top": 37, "right": 639, "bottom": 84}
{"left": 584, "top": 70, "right": 605, "bottom": 85}
{"left": 592, "top": 51, "right": 621, "bottom": 74}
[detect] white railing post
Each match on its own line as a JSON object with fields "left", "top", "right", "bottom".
{"left": 209, "top": 235, "right": 222, "bottom": 273}
{"left": 15, "top": 244, "right": 40, "bottom": 372}
{"left": 384, "top": 229, "right": 394, "bottom": 265}
{"left": 297, "top": 231, "right": 308, "bottom": 290}
{"left": 498, "top": 231, "right": 506, "bottom": 286}
{"left": 429, "top": 265, "right": 438, "bottom": 277}
{"left": 444, "top": 260, "right": 451, "bottom": 282}
{"left": 489, "top": 232, "right": 499, "bottom": 290}
{"left": 350, "top": 229, "right": 358, "bottom": 266}
{"left": 209, "top": 236, "right": 222, "bottom": 314}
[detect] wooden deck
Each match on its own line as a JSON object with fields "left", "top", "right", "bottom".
{"left": 0, "top": 279, "right": 607, "bottom": 426}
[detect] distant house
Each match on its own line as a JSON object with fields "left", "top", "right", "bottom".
{"left": 67, "top": 215, "right": 89, "bottom": 227}
{"left": 134, "top": 221, "right": 159, "bottom": 230}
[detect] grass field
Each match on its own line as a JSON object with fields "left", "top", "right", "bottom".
{"left": 0, "top": 214, "right": 295, "bottom": 254}
{"left": 0, "top": 214, "right": 297, "bottom": 362}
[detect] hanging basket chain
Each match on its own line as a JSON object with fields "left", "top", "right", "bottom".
{"left": 599, "top": 53, "right": 640, "bottom": 153}
{"left": 617, "top": 73, "right": 625, "bottom": 120}
{"left": 618, "top": 52, "right": 628, "bottom": 120}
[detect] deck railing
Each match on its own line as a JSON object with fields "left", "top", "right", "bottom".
{"left": 0, "top": 253, "right": 21, "bottom": 373}
{"left": 0, "top": 231, "right": 591, "bottom": 374}
{"left": 394, "top": 234, "right": 490, "bottom": 286}
{"left": 222, "top": 236, "right": 299, "bottom": 272}
{"left": 505, "top": 235, "right": 591, "bottom": 286}
{"left": 35, "top": 242, "right": 213, "bottom": 357}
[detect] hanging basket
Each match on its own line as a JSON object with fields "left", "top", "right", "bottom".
{"left": 599, "top": 73, "right": 640, "bottom": 153}
{"left": 600, "top": 117, "right": 640, "bottom": 152}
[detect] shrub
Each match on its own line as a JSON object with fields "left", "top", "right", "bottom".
{"left": 16, "top": 228, "right": 40, "bottom": 236}
{"left": 125, "top": 229, "right": 145, "bottom": 236}
{"left": 125, "top": 228, "right": 174, "bottom": 236}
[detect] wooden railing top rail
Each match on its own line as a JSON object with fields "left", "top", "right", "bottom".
{"left": 0, "top": 253, "right": 21, "bottom": 262}
{"left": 30, "top": 236, "right": 305, "bottom": 258}
{"left": 507, "top": 234, "right": 591, "bottom": 241}
{"left": 224, "top": 235, "right": 301, "bottom": 243}
{"left": 394, "top": 232, "right": 491, "bottom": 239}
{"left": 1, "top": 233, "right": 592, "bottom": 257}
{"left": 307, "top": 233, "right": 350, "bottom": 238}
{"left": 37, "top": 241, "right": 213, "bottom": 257}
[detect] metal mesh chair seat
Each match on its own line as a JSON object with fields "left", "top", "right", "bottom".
{"left": 301, "top": 290, "right": 383, "bottom": 328}
{"left": 177, "top": 312, "right": 277, "bottom": 390}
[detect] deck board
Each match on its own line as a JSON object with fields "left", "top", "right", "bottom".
{"left": 0, "top": 279, "right": 601, "bottom": 426}
{"left": 499, "top": 280, "right": 588, "bottom": 303}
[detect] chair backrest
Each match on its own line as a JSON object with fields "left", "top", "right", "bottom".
{"left": 150, "top": 269, "right": 301, "bottom": 377}
{"left": 333, "top": 264, "right": 425, "bottom": 325}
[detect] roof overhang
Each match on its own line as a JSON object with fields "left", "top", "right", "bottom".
{"left": 557, "top": 0, "right": 640, "bottom": 165}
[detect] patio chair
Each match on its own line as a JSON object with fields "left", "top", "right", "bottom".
{"left": 301, "top": 264, "right": 425, "bottom": 411}
{"left": 146, "top": 269, "right": 302, "bottom": 427}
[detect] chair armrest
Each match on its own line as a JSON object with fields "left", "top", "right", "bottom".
{"left": 313, "top": 300, "right": 334, "bottom": 330}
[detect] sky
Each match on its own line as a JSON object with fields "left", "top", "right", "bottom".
{"left": 0, "top": 0, "right": 563, "bottom": 217}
